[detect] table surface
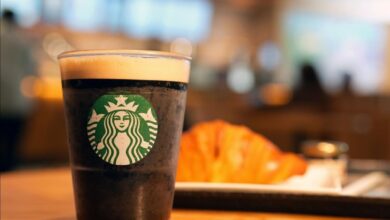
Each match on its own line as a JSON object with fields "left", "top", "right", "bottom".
{"left": 1, "top": 167, "right": 367, "bottom": 220}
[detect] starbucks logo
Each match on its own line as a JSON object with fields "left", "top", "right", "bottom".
{"left": 87, "top": 94, "right": 158, "bottom": 165}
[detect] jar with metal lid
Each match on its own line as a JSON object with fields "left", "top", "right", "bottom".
{"left": 301, "top": 140, "right": 349, "bottom": 185}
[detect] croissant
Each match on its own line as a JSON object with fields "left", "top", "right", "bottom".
{"left": 176, "top": 120, "right": 307, "bottom": 184}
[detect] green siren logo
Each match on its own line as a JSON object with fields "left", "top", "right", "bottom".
{"left": 87, "top": 94, "right": 158, "bottom": 165}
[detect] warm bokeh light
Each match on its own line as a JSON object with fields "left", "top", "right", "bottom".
{"left": 20, "top": 76, "right": 62, "bottom": 100}
{"left": 20, "top": 75, "right": 42, "bottom": 98}
{"left": 170, "top": 38, "right": 193, "bottom": 57}
{"left": 318, "top": 142, "right": 337, "bottom": 155}
{"left": 38, "top": 77, "right": 63, "bottom": 100}
{"left": 42, "top": 32, "right": 74, "bottom": 62}
{"left": 259, "top": 83, "right": 292, "bottom": 106}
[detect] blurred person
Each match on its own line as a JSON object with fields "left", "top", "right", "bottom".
{"left": 0, "top": 9, "right": 36, "bottom": 171}
{"left": 340, "top": 73, "right": 354, "bottom": 95}
{"left": 291, "top": 63, "right": 328, "bottom": 110}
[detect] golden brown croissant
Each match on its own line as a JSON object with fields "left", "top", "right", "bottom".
{"left": 176, "top": 120, "right": 307, "bottom": 184}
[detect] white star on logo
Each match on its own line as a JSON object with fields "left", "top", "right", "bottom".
{"left": 139, "top": 108, "right": 157, "bottom": 123}
{"left": 88, "top": 110, "right": 104, "bottom": 124}
{"left": 115, "top": 95, "right": 128, "bottom": 106}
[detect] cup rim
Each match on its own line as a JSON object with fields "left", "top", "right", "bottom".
{"left": 58, "top": 49, "right": 191, "bottom": 61}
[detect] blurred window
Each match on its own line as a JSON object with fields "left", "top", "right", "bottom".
{"left": 41, "top": 0, "right": 62, "bottom": 24}
{"left": 2, "top": 0, "right": 213, "bottom": 42}
{"left": 62, "top": 0, "right": 107, "bottom": 31}
{"left": 104, "top": 0, "right": 122, "bottom": 32}
{"left": 121, "top": 0, "right": 213, "bottom": 42}
{"left": 283, "top": 12, "right": 387, "bottom": 95}
{"left": 1, "top": 0, "right": 40, "bottom": 27}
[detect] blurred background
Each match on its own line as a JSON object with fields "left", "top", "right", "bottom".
{"left": 1, "top": 0, "right": 390, "bottom": 172}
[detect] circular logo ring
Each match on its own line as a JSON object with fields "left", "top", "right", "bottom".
{"left": 87, "top": 94, "right": 158, "bottom": 165}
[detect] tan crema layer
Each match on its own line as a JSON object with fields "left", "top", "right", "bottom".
{"left": 58, "top": 50, "right": 191, "bottom": 83}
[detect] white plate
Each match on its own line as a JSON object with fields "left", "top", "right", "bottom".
{"left": 175, "top": 182, "right": 341, "bottom": 195}
{"left": 175, "top": 162, "right": 343, "bottom": 195}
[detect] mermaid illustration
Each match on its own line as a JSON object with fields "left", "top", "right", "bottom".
{"left": 96, "top": 110, "right": 151, "bottom": 165}
{"left": 87, "top": 95, "right": 158, "bottom": 165}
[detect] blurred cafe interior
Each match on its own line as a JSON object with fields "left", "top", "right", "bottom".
{"left": 1, "top": 0, "right": 390, "bottom": 203}
{"left": 2, "top": 0, "right": 390, "bottom": 170}
{"left": 2, "top": 0, "right": 390, "bottom": 218}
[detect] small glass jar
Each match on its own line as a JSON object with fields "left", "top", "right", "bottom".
{"left": 301, "top": 140, "right": 349, "bottom": 186}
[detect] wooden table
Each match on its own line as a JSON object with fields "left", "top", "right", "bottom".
{"left": 1, "top": 167, "right": 366, "bottom": 220}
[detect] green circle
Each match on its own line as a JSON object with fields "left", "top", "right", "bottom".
{"left": 87, "top": 94, "right": 158, "bottom": 165}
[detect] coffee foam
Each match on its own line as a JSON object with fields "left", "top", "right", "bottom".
{"left": 59, "top": 50, "right": 190, "bottom": 83}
